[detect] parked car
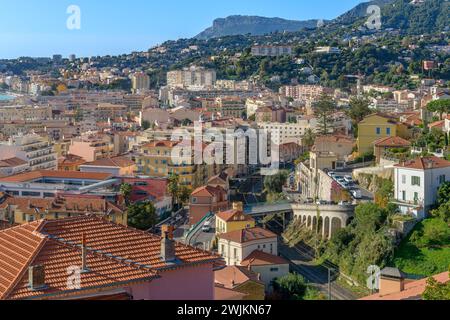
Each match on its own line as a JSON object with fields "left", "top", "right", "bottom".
{"left": 202, "top": 221, "right": 212, "bottom": 232}
{"left": 352, "top": 190, "right": 362, "bottom": 199}
{"left": 344, "top": 176, "right": 354, "bottom": 184}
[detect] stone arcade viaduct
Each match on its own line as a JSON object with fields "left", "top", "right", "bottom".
{"left": 244, "top": 202, "right": 355, "bottom": 240}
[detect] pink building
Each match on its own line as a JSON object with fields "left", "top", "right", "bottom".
{"left": 0, "top": 215, "right": 221, "bottom": 300}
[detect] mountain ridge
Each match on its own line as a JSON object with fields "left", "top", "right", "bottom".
{"left": 195, "top": 15, "right": 323, "bottom": 40}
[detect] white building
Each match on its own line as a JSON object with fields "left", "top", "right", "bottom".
{"left": 218, "top": 227, "right": 278, "bottom": 266}
{"left": 393, "top": 157, "right": 450, "bottom": 219}
{"left": 0, "top": 133, "right": 57, "bottom": 171}
{"left": 258, "top": 117, "right": 318, "bottom": 145}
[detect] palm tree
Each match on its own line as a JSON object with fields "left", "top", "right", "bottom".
{"left": 120, "top": 183, "right": 133, "bottom": 206}
{"left": 303, "top": 128, "right": 316, "bottom": 149}
{"left": 167, "top": 173, "right": 180, "bottom": 210}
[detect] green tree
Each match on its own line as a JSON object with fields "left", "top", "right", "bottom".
{"left": 346, "top": 97, "right": 371, "bottom": 137}
{"left": 314, "top": 95, "right": 336, "bottom": 135}
{"left": 167, "top": 173, "right": 180, "bottom": 209}
{"left": 272, "top": 273, "right": 308, "bottom": 300}
{"left": 303, "top": 128, "right": 316, "bottom": 149}
{"left": 422, "top": 275, "right": 450, "bottom": 300}
{"left": 437, "top": 181, "right": 450, "bottom": 206}
{"left": 142, "top": 120, "right": 151, "bottom": 130}
{"left": 120, "top": 183, "right": 133, "bottom": 206}
{"left": 179, "top": 185, "right": 192, "bottom": 205}
{"left": 264, "top": 170, "right": 289, "bottom": 195}
{"left": 426, "top": 99, "right": 450, "bottom": 120}
{"left": 127, "top": 201, "right": 158, "bottom": 230}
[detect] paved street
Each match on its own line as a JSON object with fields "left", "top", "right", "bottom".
{"left": 278, "top": 242, "right": 357, "bottom": 300}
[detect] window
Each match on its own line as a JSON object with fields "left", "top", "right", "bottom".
{"left": 402, "top": 191, "right": 406, "bottom": 201}
{"left": 233, "top": 248, "right": 238, "bottom": 259}
{"left": 270, "top": 268, "right": 279, "bottom": 272}
{"left": 402, "top": 175, "right": 406, "bottom": 184}
{"left": 376, "top": 127, "right": 381, "bottom": 135}
{"left": 221, "top": 245, "right": 225, "bottom": 255}
{"left": 386, "top": 128, "right": 391, "bottom": 135}
{"left": 192, "top": 197, "right": 197, "bottom": 204}
{"left": 414, "top": 192, "right": 419, "bottom": 204}
{"left": 439, "top": 175, "right": 446, "bottom": 184}
{"left": 411, "top": 176, "right": 421, "bottom": 186}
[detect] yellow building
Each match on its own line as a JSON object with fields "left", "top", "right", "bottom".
{"left": 216, "top": 202, "right": 256, "bottom": 235}
{"left": 137, "top": 140, "right": 199, "bottom": 188}
{"left": 357, "top": 114, "right": 401, "bottom": 155}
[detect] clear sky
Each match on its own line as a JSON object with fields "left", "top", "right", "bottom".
{"left": 0, "top": 0, "right": 365, "bottom": 59}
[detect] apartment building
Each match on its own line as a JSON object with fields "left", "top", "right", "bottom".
{"left": 94, "top": 103, "right": 128, "bottom": 121}
{"left": 393, "top": 157, "right": 450, "bottom": 219}
{"left": 0, "top": 105, "right": 52, "bottom": 121}
{"left": 69, "top": 134, "right": 114, "bottom": 162}
{"left": 0, "top": 133, "right": 57, "bottom": 171}
{"left": 137, "top": 140, "right": 199, "bottom": 188}
{"left": 258, "top": 120, "right": 317, "bottom": 145}
{"left": 214, "top": 97, "right": 246, "bottom": 118}
{"left": 131, "top": 72, "right": 150, "bottom": 93}
{"left": 251, "top": 45, "right": 293, "bottom": 57}
{"left": 279, "top": 85, "right": 334, "bottom": 101}
{"left": 0, "top": 194, "right": 127, "bottom": 226}
{"left": 167, "top": 66, "right": 216, "bottom": 89}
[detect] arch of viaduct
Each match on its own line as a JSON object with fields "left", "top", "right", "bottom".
{"left": 291, "top": 204, "right": 355, "bottom": 240}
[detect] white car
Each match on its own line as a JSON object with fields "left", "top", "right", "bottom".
{"left": 352, "top": 190, "right": 362, "bottom": 199}
{"left": 202, "top": 221, "right": 212, "bottom": 232}
{"left": 344, "top": 176, "right": 354, "bottom": 183}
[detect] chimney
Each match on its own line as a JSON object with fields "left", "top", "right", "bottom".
{"left": 81, "top": 233, "right": 90, "bottom": 273}
{"left": 161, "top": 225, "right": 174, "bottom": 240}
{"left": 161, "top": 231, "right": 176, "bottom": 263}
{"left": 232, "top": 202, "right": 244, "bottom": 212}
{"left": 379, "top": 268, "right": 405, "bottom": 297}
{"left": 29, "top": 265, "right": 46, "bottom": 291}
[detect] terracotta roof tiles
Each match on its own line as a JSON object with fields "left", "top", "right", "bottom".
{"left": 0, "top": 215, "right": 221, "bottom": 300}
{"left": 218, "top": 227, "right": 276, "bottom": 244}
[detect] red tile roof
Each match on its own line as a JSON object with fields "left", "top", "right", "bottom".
{"left": 394, "top": 157, "right": 450, "bottom": 170}
{"left": 241, "top": 250, "right": 289, "bottom": 267}
{"left": 216, "top": 209, "right": 254, "bottom": 223}
{"left": 215, "top": 265, "right": 263, "bottom": 289}
{"left": 374, "top": 136, "right": 412, "bottom": 147}
{"left": 83, "top": 156, "right": 135, "bottom": 168}
{"left": 0, "top": 158, "right": 28, "bottom": 168}
{"left": 218, "top": 227, "right": 277, "bottom": 244}
{"left": 360, "top": 272, "right": 449, "bottom": 300}
{"left": 0, "top": 195, "right": 125, "bottom": 217}
{"left": 191, "top": 185, "right": 227, "bottom": 198}
{"left": 0, "top": 215, "right": 221, "bottom": 300}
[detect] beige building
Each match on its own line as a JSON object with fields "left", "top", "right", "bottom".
{"left": 218, "top": 227, "right": 278, "bottom": 266}
{"left": 131, "top": 72, "right": 150, "bottom": 93}
{"left": 0, "top": 105, "right": 52, "bottom": 122}
{"left": 167, "top": 66, "right": 216, "bottom": 89}
{"left": 68, "top": 134, "right": 114, "bottom": 162}
{"left": 0, "top": 133, "right": 57, "bottom": 171}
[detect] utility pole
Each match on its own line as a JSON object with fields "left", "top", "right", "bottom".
{"left": 328, "top": 268, "right": 332, "bottom": 301}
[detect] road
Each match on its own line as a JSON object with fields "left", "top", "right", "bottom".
{"left": 331, "top": 168, "right": 374, "bottom": 202}
{"left": 182, "top": 216, "right": 217, "bottom": 250}
{"left": 266, "top": 221, "right": 357, "bottom": 300}
{"left": 279, "top": 242, "right": 357, "bottom": 300}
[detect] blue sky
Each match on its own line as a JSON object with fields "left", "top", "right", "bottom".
{"left": 0, "top": 0, "right": 365, "bottom": 59}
